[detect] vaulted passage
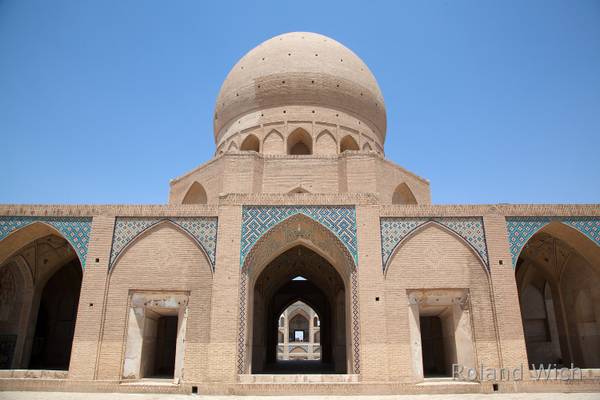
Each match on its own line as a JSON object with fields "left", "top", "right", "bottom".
{"left": 0, "top": 229, "right": 83, "bottom": 371}
{"left": 251, "top": 246, "right": 347, "bottom": 374}
{"left": 29, "top": 260, "right": 82, "bottom": 370}
{"left": 516, "top": 224, "right": 600, "bottom": 368}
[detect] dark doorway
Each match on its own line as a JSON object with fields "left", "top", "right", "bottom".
{"left": 251, "top": 246, "right": 347, "bottom": 374}
{"left": 420, "top": 316, "right": 446, "bottom": 377}
{"left": 29, "top": 260, "right": 82, "bottom": 370}
{"left": 152, "top": 316, "right": 178, "bottom": 378}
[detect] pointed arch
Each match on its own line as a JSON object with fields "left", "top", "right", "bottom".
{"left": 362, "top": 142, "right": 373, "bottom": 151}
{"left": 240, "top": 134, "right": 260, "bottom": 152}
{"left": 315, "top": 130, "right": 337, "bottom": 155}
{"left": 242, "top": 213, "right": 356, "bottom": 279}
{"left": 0, "top": 221, "right": 86, "bottom": 270}
{"left": 340, "top": 135, "right": 359, "bottom": 153}
{"left": 510, "top": 220, "right": 600, "bottom": 269}
{"left": 227, "top": 141, "right": 238, "bottom": 151}
{"left": 182, "top": 181, "right": 207, "bottom": 205}
{"left": 287, "top": 128, "right": 312, "bottom": 155}
{"left": 392, "top": 182, "right": 418, "bottom": 205}
{"left": 288, "top": 186, "right": 310, "bottom": 194}
{"left": 384, "top": 221, "right": 489, "bottom": 277}
{"left": 263, "top": 129, "right": 284, "bottom": 154}
{"left": 109, "top": 220, "right": 214, "bottom": 275}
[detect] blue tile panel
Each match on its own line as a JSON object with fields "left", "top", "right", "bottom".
{"left": 380, "top": 217, "right": 489, "bottom": 271}
{"left": 0, "top": 216, "right": 92, "bottom": 268}
{"left": 506, "top": 216, "right": 600, "bottom": 268}
{"left": 240, "top": 206, "right": 357, "bottom": 267}
{"left": 109, "top": 217, "right": 218, "bottom": 270}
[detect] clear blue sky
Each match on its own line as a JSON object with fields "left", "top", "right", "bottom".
{"left": 1, "top": 0, "right": 599, "bottom": 204}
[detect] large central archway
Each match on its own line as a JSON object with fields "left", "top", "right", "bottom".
{"left": 251, "top": 245, "right": 345, "bottom": 373}
{"left": 238, "top": 213, "right": 359, "bottom": 375}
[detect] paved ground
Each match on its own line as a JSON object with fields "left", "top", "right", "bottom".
{"left": 1, "top": 393, "right": 600, "bottom": 400}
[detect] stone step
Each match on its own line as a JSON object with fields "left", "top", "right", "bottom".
{"left": 238, "top": 373, "right": 359, "bottom": 384}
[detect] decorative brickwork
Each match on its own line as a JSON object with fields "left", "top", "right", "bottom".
{"left": 237, "top": 206, "right": 361, "bottom": 374}
{"left": 109, "top": 217, "right": 218, "bottom": 270}
{"left": 380, "top": 217, "right": 488, "bottom": 271}
{"left": 505, "top": 216, "right": 600, "bottom": 267}
{"left": 240, "top": 206, "right": 358, "bottom": 266}
{"left": 0, "top": 216, "right": 92, "bottom": 267}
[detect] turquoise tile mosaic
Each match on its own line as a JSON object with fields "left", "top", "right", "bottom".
{"left": 0, "top": 216, "right": 92, "bottom": 267}
{"left": 240, "top": 206, "right": 357, "bottom": 267}
{"left": 506, "top": 216, "right": 600, "bottom": 267}
{"left": 110, "top": 217, "right": 218, "bottom": 270}
{"left": 380, "top": 217, "right": 489, "bottom": 271}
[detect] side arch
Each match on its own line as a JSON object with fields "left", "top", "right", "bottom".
{"left": 315, "top": 130, "right": 337, "bottom": 155}
{"left": 392, "top": 183, "right": 418, "bottom": 205}
{"left": 182, "top": 181, "right": 207, "bottom": 205}
{"left": 0, "top": 221, "right": 88, "bottom": 270}
{"left": 227, "top": 141, "right": 238, "bottom": 151}
{"left": 340, "top": 135, "right": 359, "bottom": 153}
{"left": 384, "top": 220, "right": 489, "bottom": 277}
{"left": 263, "top": 129, "right": 284, "bottom": 154}
{"left": 109, "top": 219, "right": 214, "bottom": 274}
{"left": 240, "top": 134, "right": 260, "bottom": 152}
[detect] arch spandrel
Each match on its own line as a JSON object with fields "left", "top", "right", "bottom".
{"left": 506, "top": 217, "right": 600, "bottom": 268}
{"left": 242, "top": 214, "right": 356, "bottom": 285}
{"left": 240, "top": 206, "right": 358, "bottom": 270}
{"left": 380, "top": 217, "right": 489, "bottom": 273}
{"left": 109, "top": 217, "right": 218, "bottom": 271}
{"left": 0, "top": 217, "right": 92, "bottom": 268}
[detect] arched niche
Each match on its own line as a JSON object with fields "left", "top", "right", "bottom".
{"left": 287, "top": 128, "right": 312, "bottom": 155}
{"left": 315, "top": 130, "right": 337, "bottom": 155}
{"left": 101, "top": 221, "right": 213, "bottom": 382}
{"left": 362, "top": 142, "right": 373, "bottom": 151}
{"left": 392, "top": 183, "right": 418, "bottom": 205}
{"left": 263, "top": 129, "right": 284, "bottom": 154}
{"left": 340, "top": 135, "right": 359, "bottom": 153}
{"left": 240, "top": 134, "right": 260, "bottom": 152}
{"left": 227, "top": 141, "right": 238, "bottom": 151}
{"left": 515, "top": 223, "right": 600, "bottom": 368}
{"left": 182, "top": 182, "right": 207, "bottom": 205}
{"left": 0, "top": 224, "right": 83, "bottom": 370}
{"left": 384, "top": 223, "right": 491, "bottom": 381}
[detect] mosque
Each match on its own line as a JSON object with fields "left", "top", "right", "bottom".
{"left": 0, "top": 32, "right": 599, "bottom": 395}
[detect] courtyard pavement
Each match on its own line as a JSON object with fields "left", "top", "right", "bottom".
{"left": 1, "top": 392, "right": 600, "bottom": 400}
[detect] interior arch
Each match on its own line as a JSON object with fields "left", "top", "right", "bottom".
{"left": 516, "top": 224, "right": 600, "bottom": 368}
{"left": 287, "top": 128, "right": 312, "bottom": 155}
{"left": 240, "top": 134, "right": 260, "bottom": 152}
{"left": 340, "top": 135, "right": 359, "bottom": 153}
{"left": 182, "top": 182, "right": 208, "bottom": 205}
{"left": 0, "top": 225, "right": 83, "bottom": 370}
{"left": 392, "top": 183, "right": 418, "bottom": 205}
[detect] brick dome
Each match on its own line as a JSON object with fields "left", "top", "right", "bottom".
{"left": 213, "top": 32, "right": 386, "bottom": 144}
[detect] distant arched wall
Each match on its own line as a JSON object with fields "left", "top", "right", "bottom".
{"left": 392, "top": 183, "right": 417, "bottom": 205}
{"left": 340, "top": 135, "right": 359, "bottom": 153}
{"left": 287, "top": 128, "right": 312, "bottom": 155}
{"left": 98, "top": 222, "right": 214, "bottom": 381}
{"left": 263, "top": 129, "right": 284, "bottom": 154}
{"left": 182, "top": 182, "right": 208, "bottom": 205}
{"left": 315, "top": 130, "right": 337, "bottom": 155}
{"left": 384, "top": 223, "right": 496, "bottom": 380}
{"left": 240, "top": 134, "right": 260, "bottom": 152}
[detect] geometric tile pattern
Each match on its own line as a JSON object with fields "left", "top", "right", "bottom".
{"left": 241, "top": 206, "right": 357, "bottom": 267}
{"left": 110, "top": 217, "right": 218, "bottom": 270}
{"left": 380, "top": 217, "right": 488, "bottom": 271}
{"left": 0, "top": 216, "right": 92, "bottom": 268}
{"left": 506, "top": 216, "right": 600, "bottom": 268}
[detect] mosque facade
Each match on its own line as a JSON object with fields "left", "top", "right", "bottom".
{"left": 0, "top": 32, "right": 599, "bottom": 395}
